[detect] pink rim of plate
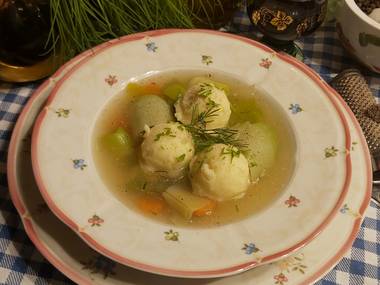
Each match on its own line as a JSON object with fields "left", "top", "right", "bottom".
{"left": 27, "top": 29, "right": 358, "bottom": 278}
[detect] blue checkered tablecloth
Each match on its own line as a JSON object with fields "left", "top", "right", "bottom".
{"left": 0, "top": 10, "right": 380, "bottom": 284}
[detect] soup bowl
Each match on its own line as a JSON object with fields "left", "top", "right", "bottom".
{"left": 32, "top": 30, "right": 352, "bottom": 278}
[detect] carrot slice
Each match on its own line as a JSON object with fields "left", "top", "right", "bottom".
{"left": 193, "top": 199, "right": 217, "bottom": 217}
{"left": 143, "top": 82, "right": 161, "bottom": 95}
{"left": 138, "top": 196, "right": 165, "bottom": 215}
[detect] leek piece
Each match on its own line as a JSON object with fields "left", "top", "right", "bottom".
{"left": 102, "top": 127, "right": 133, "bottom": 157}
{"left": 163, "top": 83, "right": 186, "bottom": 101}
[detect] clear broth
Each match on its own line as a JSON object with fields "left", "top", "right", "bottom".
{"left": 93, "top": 70, "right": 296, "bottom": 227}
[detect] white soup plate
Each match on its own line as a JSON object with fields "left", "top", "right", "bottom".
{"left": 31, "top": 30, "right": 353, "bottom": 277}
{"left": 8, "top": 49, "right": 372, "bottom": 284}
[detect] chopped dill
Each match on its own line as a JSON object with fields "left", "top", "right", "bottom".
{"left": 249, "top": 162, "right": 258, "bottom": 168}
{"left": 176, "top": 154, "right": 186, "bottom": 162}
{"left": 221, "top": 145, "right": 241, "bottom": 162}
{"left": 177, "top": 124, "right": 185, "bottom": 131}
{"left": 154, "top": 127, "right": 176, "bottom": 141}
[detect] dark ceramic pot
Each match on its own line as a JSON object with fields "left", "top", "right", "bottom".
{"left": 0, "top": 0, "right": 51, "bottom": 66}
{"left": 0, "top": 0, "right": 56, "bottom": 82}
{"left": 247, "top": 0, "right": 327, "bottom": 55}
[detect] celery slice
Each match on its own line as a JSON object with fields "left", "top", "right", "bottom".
{"left": 163, "top": 184, "right": 211, "bottom": 220}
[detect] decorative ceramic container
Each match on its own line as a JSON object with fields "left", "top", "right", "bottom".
{"left": 32, "top": 30, "right": 352, "bottom": 278}
{"left": 247, "top": 0, "right": 327, "bottom": 57}
{"left": 8, "top": 53, "right": 372, "bottom": 284}
{"left": 336, "top": 0, "right": 380, "bottom": 73}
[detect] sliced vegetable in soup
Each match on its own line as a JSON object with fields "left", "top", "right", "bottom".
{"left": 93, "top": 71, "right": 296, "bottom": 227}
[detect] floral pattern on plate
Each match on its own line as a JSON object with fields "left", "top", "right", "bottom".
{"left": 72, "top": 159, "right": 87, "bottom": 170}
{"left": 324, "top": 146, "right": 339, "bottom": 158}
{"left": 285, "top": 195, "right": 300, "bottom": 208}
{"left": 55, "top": 108, "right": 70, "bottom": 118}
{"left": 242, "top": 243, "right": 260, "bottom": 255}
{"left": 259, "top": 58, "right": 272, "bottom": 69}
{"left": 202, "top": 55, "right": 213, "bottom": 65}
{"left": 146, "top": 41, "right": 158, "bottom": 52}
{"left": 88, "top": 215, "right": 104, "bottom": 227}
{"left": 340, "top": 204, "right": 361, "bottom": 218}
{"left": 164, "top": 229, "right": 179, "bottom": 241}
{"left": 105, "top": 75, "right": 118, "bottom": 86}
{"left": 289, "top": 103, "right": 303, "bottom": 114}
{"left": 274, "top": 272, "right": 288, "bottom": 284}
{"left": 274, "top": 253, "right": 307, "bottom": 284}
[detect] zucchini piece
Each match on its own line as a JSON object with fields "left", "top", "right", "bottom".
{"left": 163, "top": 183, "right": 213, "bottom": 220}
{"left": 229, "top": 97, "right": 263, "bottom": 124}
{"left": 129, "top": 95, "right": 174, "bottom": 139}
{"left": 163, "top": 83, "right": 186, "bottom": 101}
{"left": 102, "top": 127, "right": 133, "bottom": 158}
{"left": 234, "top": 122, "right": 277, "bottom": 182}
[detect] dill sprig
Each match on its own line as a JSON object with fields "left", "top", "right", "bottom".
{"left": 198, "top": 82, "right": 215, "bottom": 97}
{"left": 186, "top": 105, "right": 246, "bottom": 152}
{"left": 154, "top": 127, "right": 176, "bottom": 141}
{"left": 188, "top": 126, "right": 246, "bottom": 152}
{"left": 190, "top": 104, "right": 220, "bottom": 128}
{"left": 221, "top": 145, "right": 241, "bottom": 162}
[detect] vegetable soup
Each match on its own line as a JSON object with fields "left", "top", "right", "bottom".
{"left": 93, "top": 70, "right": 296, "bottom": 227}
